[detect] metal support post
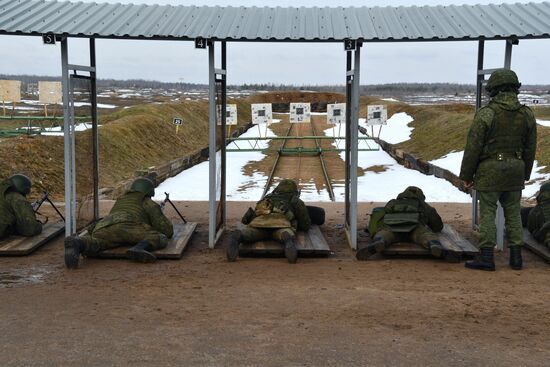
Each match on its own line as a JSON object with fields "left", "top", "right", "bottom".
{"left": 349, "top": 45, "right": 361, "bottom": 250}
{"left": 220, "top": 41, "right": 227, "bottom": 236}
{"left": 504, "top": 39, "right": 513, "bottom": 69}
{"left": 89, "top": 38, "right": 99, "bottom": 221}
{"left": 61, "top": 38, "right": 76, "bottom": 235}
{"left": 208, "top": 41, "right": 217, "bottom": 248}
{"left": 472, "top": 39, "right": 484, "bottom": 230}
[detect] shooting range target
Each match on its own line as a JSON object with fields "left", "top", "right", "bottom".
{"left": 251, "top": 103, "right": 273, "bottom": 125}
{"left": 290, "top": 102, "right": 311, "bottom": 123}
{"left": 366, "top": 105, "right": 388, "bottom": 126}
{"left": 327, "top": 103, "right": 346, "bottom": 124}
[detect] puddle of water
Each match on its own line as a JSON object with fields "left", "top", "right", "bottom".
{"left": 0, "top": 267, "right": 52, "bottom": 288}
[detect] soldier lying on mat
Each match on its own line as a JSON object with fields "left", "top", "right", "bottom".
{"left": 227, "top": 179, "right": 324, "bottom": 264}
{"left": 522, "top": 181, "right": 550, "bottom": 249}
{"left": 0, "top": 174, "right": 43, "bottom": 240}
{"left": 64, "top": 177, "right": 173, "bottom": 268}
{"left": 356, "top": 186, "right": 460, "bottom": 262}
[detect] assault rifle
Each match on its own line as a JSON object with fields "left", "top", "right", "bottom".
{"left": 160, "top": 192, "right": 187, "bottom": 223}
{"left": 31, "top": 191, "right": 65, "bottom": 221}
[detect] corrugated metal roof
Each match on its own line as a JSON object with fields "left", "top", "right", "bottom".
{"left": 0, "top": 0, "right": 549, "bottom": 42}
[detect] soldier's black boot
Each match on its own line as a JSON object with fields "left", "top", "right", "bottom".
{"left": 281, "top": 232, "right": 298, "bottom": 264}
{"left": 356, "top": 239, "right": 386, "bottom": 261}
{"left": 226, "top": 230, "right": 242, "bottom": 262}
{"left": 465, "top": 247, "right": 495, "bottom": 271}
{"left": 509, "top": 246, "right": 523, "bottom": 270}
{"left": 126, "top": 240, "right": 157, "bottom": 263}
{"left": 64, "top": 235, "right": 85, "bottom": 269}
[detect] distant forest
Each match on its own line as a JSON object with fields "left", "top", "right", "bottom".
{"left": 2, "top": 74, "right": 549, "bottom": 96}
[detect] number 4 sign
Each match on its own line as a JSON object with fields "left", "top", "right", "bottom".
{"left": 195, "top": 38, "right": 207, "bottom": 49}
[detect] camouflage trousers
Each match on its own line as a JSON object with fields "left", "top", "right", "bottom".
{"left": 81, "top": 222, "right": 169, "bottom": 255}
{"left": 240, "top": 226, "right": 295, "bottom": 244}
{"left": 374, "top": 225, "right": 439, "bottom": 249}
{"left": 478, "top": 191, "right": 523, "bottom": 249}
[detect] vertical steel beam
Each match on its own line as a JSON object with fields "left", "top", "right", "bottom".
{"left": 345, "top": 51, "right": 352, "bottom": 233}
{"left": 504, "top": 39, "right": 513, "bottom": 69}
{"left": 220, "top": 41, "right": 227, "bottom": 233}
{"left": 348, "top": 45, "right": 361, "bottom": 250}
{"left": 89, "top": 38, "right": 99, "bottom": 221}
{"left": 208, "top": 41, "right": 217, "bottom": 248}
{"left": 472, "top": 39, "right": 484, "bottom": 230}
{"left": 61, "top": 38, "right": 76, "bottom": 235}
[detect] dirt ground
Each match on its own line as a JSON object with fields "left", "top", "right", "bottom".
{"left": 1, "top": 201, "right": 549, "bottom": 366}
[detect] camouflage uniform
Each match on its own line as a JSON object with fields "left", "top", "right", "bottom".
{"left": 368, "top": 187, "right": 444, "bottom": 251}
{"left": 527, "top": 182, "right": 550, "bottom": 248}
{"left": 80, "top": 191, "right": 173, "bottom": 255}
{"left": 241, "top": 180, "right": 311, "bottom": 243}
{"left": 0, "top": 179, "right": 42, "bottom": 239}
{"left": 459, "top": 88, "right": 537, "bottom": 250}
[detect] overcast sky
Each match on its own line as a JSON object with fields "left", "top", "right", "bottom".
{"left": 1, "top": 0, "right": 549, "bottom": 85}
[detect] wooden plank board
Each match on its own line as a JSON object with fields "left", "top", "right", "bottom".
{"left": 383, "top": 224, "right": 478, "bottom": 258}
{"left": 239, "top": 225, "right": 330, "bottom": 256}
{"left": 523, "top": 228, "right": 550, "bottom": 263}
{"left": 92, "top": 222, "right": 197, "bottom": 260}
{"left": 0, "top": 221, "right": 64, "bottom": 256}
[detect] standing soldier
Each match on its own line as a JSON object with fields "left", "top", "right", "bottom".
{"left": 64, "top": 177, "right": 173, "bottom": 268}
{"left": 227, "top": 179, "right": 311, "bottom": 264}
{"left": 460, "top": 69, "right": 537, "bottom": 271}
{"left": 0, "top": 174, "right": 43, "bottom": 239}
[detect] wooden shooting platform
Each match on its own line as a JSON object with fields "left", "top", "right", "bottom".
{"left": 382, "top": 224, "right": 478, "bottom": 258}
{"left": 523, "top": 228, "right": 550, "bottom": 263}
{"left": 238, "top": 225, "right": 331, "bottom": 257}
{"left": 0, "top": 221, "right": 64, "bottom": 256}
{"left": 93, "top": 222, "right": 197, "bottom": 260}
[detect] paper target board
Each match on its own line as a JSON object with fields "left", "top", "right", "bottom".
{"left": 290, "top": 103, "right": 311, "bottom": 123}
{"left": 217, "top": 104, "right": 238, "bottom": 126}
{"left": 366, "top": 105, "right": 388, "bottom": 126}
{"left": 39, "top": 81, "right": 62, "bottom": 104}
{"left": 327, "top": 103, "right": 346, "bottom": 124}
{"left": 251, "top": 103, "right": 273, "bottom": 125}
{"left": 0, "top": 80, "right": 21, "bottom": 102}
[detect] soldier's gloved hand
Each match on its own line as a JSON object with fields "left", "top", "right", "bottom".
{"left": 463, "top": 180, "right": 473, "bottom": 189}
{"left": 241, "top": 207, "right": 255, "bottom": 225}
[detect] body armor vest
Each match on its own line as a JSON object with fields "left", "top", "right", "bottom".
{"left": 482, "top": 103, "right": 529, "bottom": 160}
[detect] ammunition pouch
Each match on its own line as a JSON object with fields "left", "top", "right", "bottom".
{"left": 383, "top": 212, "right": 420, "bottom": 233}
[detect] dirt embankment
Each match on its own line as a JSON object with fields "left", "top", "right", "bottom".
{"left": 0, "top": 99, "right": 252, "bottom": 200}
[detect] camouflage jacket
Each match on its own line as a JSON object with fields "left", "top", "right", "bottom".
{"left": 370, "top": 188, "right": 443, "bottom": 234}
{"left": 94, "top": 191, "right": 173, "bottom": 238}
{"left": 250, "top": 191, "right": 311, "bottom": 232}
{"left": 0, "top": 180, "right": 42, "bottom": 237}
{"left": 459, "top": 92, "right": 537, "bottom": 191}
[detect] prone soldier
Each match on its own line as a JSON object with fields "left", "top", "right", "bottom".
{"left": 525, "top": 182, "right": 550, "bottom": 249}
{"left": 356, "top": 186, "right": 459, "bottom": 262}
{"left": 64, "top": 177, "right": 173, "bottom": 268}
{"left": 460, "top": 69, "right": 537, "bottom": 271}
{"left": 227, "top": 179, "right": 312, "bottom": 264}
{"left": 0, "top": 174, "right": 43, "bottom": 239}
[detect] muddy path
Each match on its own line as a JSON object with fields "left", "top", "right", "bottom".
{"left": 0, "top": 201, "right": 549, "bottom": 366}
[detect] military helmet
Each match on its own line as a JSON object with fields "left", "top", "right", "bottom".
{"left": 130, "top": 177, "right": 155, "bottom": 197}
{"left": 273, "top": 179, "right": 299, "bottom": 194}
{"left": 398, "top": 186, "right": 426, "bottom": 201}
{"left": 540, "top": 181, "right": 550, "bottom": 193}
{"left": 486, "top": 69, "right": 521, "bottom": 93}
{"left": 536, "top": 181, "right": 550, "bottom": 203}
{"left": 8, "top": 174, "right": 32, "bottom": 196}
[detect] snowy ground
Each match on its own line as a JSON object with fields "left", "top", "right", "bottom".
{"left": 41, "top": 123, "right": 97, "bottom": 136}
{"left": 156, "top": 113, "right": 471, "bottom": 203}
{"left": 537, "top": 119, "right": 550, "bottom": 127}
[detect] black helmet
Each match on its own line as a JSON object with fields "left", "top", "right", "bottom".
{"left": 129, "top": 177, "right": 155, "bottom": 197}
{"left": 486, "top": 69, "right": 521, "bottom": 94}
{"left": 9, "top": 174, "right": 32, "bottom": 196}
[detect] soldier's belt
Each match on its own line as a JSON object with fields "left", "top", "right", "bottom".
{"left": 483, "top": 152, "right": 522, "bottom": 161}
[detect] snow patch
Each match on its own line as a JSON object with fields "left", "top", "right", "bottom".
{"left": 537, "top": 119, "right": 550, "bottom": 127}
